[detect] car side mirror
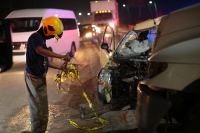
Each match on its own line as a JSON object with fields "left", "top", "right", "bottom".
{"left": 100, "top": 43, "right": 111, "bottom": 53}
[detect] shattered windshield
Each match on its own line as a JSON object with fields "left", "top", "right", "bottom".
{"left": 7, "top": 18, "right": 42, "bottom": 32}
{"left": 114, "top": 27, "right": 157, "bottom": 57}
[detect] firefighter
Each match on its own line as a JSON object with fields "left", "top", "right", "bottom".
{"left": 24, "top": 16, "right": 71, "bottom": 133}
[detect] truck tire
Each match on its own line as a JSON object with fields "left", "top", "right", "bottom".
{"left": 179, "top": 102, "right": 200, "bottom": 133}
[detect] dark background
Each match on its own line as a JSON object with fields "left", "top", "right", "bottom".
{"left": 1, "top": 0, "right": 200, "bottom": 25}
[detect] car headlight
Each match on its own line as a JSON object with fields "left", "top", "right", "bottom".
{"left": 95, "top": 27, "right": 101, "bottom": 33}
{"left": 109, "top": 22, "right": 115, "bottom": 28}
{"left": 92, "top": 25, "right": 101, "bottom": 33}
{"left": 98, "top": 68, "right": 112, "bottom": 85}
{"left": 85, "top": 32, "right": 92, "bottom": 38}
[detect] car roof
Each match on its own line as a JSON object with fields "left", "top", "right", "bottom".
{"left": 5, "top": 8, "right": 75, "bottom": 19}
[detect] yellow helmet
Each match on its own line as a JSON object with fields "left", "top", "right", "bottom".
{"left": 42, "top": 16, "right": 64, "bottom": 41}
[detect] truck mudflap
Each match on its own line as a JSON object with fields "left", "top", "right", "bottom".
{"left": 136, "top": 83, "right": 172, "bottom": 133}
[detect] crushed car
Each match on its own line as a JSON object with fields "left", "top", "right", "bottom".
{"left": 97, "top": 17, "right": 162, "bottom": 108}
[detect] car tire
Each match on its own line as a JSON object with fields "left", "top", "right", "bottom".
{"left": 70, "top": 42, "right": 76, "bottom": 57}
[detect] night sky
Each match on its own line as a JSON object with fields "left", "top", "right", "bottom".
{"left": 1, "top": 0, "right": 200, "bottom": 25}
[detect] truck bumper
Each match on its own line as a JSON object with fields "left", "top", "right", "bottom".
{"left": 136, "top": 83, "right": 171, "bottom": 133}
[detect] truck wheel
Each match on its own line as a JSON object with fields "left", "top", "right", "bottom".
{"left": 179, "top": 102, "right": 200, "bottom": 133}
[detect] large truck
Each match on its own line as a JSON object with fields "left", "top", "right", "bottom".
{"left": 90, "top": 0, "right": 119, "bottom": 35}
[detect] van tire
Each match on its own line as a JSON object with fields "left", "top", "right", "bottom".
{"left": 70, "top": 42, "right": 76, "bottom": 57}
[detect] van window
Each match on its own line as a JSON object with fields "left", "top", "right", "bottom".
{"left": 60, "top": 18, "right": 77, "bottom": 30}
{"left": 8, "top": 18, "right": 42, "bottom": 32}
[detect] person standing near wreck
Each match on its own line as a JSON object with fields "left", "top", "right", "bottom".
{"left": 24, "top": 16, "right": 71, "bottom": 133}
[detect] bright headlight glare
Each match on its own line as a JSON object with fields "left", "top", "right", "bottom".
{"left": 92, "top": 24, "right": 101, "bottom": 33}
{"left": 85, "top": 32, "right": 92, "bottom": 38}
{"left": 105, "top": 33, "right": 110, "bottom": 37}
{"left": 109, "top": 22, "right": 115, "bottom": 28}
{"left": 96, "top": 27, "right": 101, "bottom": 33}
{"left": 19, "top": 43, "right": 26, "bottom": 50}
{"left": 109, "top": 52, "right": 112, "bottom": 56}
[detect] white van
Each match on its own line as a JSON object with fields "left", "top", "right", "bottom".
{"left": 5, "top": 8, "right": 79, "bottom": 62}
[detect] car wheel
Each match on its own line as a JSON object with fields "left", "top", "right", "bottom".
{"left": 70, "top": 42, "right": 76, "bottom": 57}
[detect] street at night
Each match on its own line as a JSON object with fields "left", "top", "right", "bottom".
{"left": 1, "top": 0, "right": 200, "bottom": 133}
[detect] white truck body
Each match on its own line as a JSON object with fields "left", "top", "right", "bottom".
{"left": 90, "top": 0, "right": 119, "bottom": 34}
